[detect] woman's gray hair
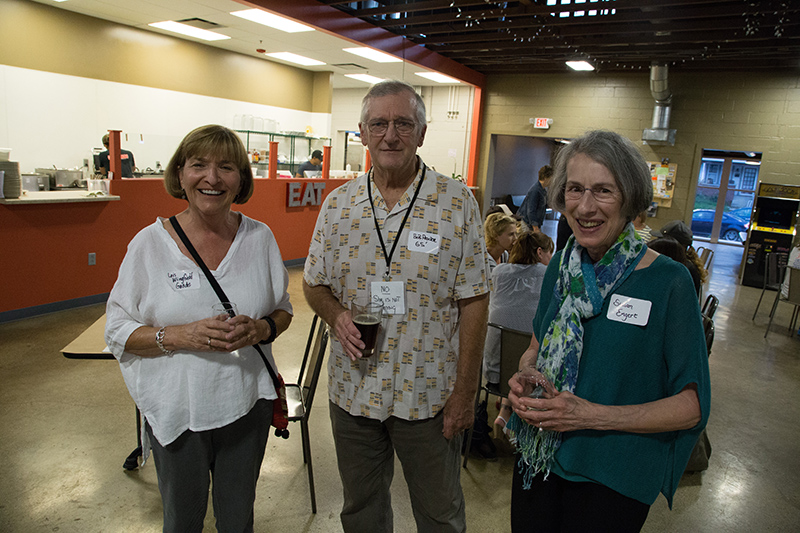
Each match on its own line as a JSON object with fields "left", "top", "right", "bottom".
{"left": 547, "top": 130, "right": 653, "bottom": 222}
{"left": 360, "top": 80, "right": 426, "bottom": 126}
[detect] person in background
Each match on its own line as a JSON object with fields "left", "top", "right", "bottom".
{"left": 506, "top": 130, "right": 710, "bottom": 532}
{"left": 648, "top": 236, "right": 700, "bottom": 295}
{"left": 651, "top": 220, "right": 708, "bottom": 292}
{"left": 556, "top": 214, "right": 574, "bottom": 251}
{"left": 303, "top": 80, "right": 490, "bottom": 533}
{"left": 105, "top": 124, "right": 293, "bottom": 532}
{"left": 634, "top": 210, "right": 654, "bottom": 242}
{"left": 295, "top": 149, "right": 323, "bottom": 178}
{"left": 98, "top": 133, "right": 136, "bottom": 178}
{"left": 485, "top": 212, "right": 518, "bottom": 271}
{"left": 519, "top": 165, "right": 554, "bottom": 231}
{"left": 484, "top": 231, "right": 554, "bottom": 435}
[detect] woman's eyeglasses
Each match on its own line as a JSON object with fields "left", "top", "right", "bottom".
{"left": 564, "top": 184, "right": 619, "bottom": 203}
{"left": 366, "top": 119, "right": 417, "bottom": 136}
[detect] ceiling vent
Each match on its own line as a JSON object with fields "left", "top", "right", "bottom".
{"left": 332, "top": 63, "right": 368, "bottom": 71}
{"left": 176, "top": 18, "right": 224, "bottom": 30}
{"left": 642, "top": 62, "right": 677, "bottom": 146}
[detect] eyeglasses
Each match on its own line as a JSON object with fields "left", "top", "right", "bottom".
{"left": 564, "top": 184, "right": 620, "bottom": 203}
{"left": 366, "top": 119, "right": 417, "bottom": 136}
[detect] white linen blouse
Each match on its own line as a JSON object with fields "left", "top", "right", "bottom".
{"left": 105, "top": 215, "right": 293, "bottom": 446}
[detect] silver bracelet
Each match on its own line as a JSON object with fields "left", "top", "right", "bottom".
{"left": 155, "top": 327, "right": 174, "bottom": 356}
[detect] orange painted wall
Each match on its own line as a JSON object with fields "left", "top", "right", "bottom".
{"left": 0, "top": 178, "right": 347, "bottom": 315}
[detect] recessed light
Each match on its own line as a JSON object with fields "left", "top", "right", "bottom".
{"left": 149, "top": 21, "right": 230, "bottom": 41}
{"left": 264, "top": 52, "right": 325, "bottom": 67}
{"left": 343, "top": 47, "right": 402, "bottom": 63}
{"left": 345, "top": 74, "right": 385, "bottom": 84}
{"left": 230, "top": 9, "right": 314, "bottom": 33}
{"left": 415, "top": 72, "right": 460, "bottom": 84}
{"left": 566, "top": 60, "right": 595, "bottom": 71}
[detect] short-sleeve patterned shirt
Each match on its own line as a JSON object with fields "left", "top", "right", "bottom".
{"left": 304, "top": 162, "right": 491, "bottom": 421}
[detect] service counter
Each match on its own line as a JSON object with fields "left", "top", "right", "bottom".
{"left": 0, "top": 176, "right": 348, "bottom": 318}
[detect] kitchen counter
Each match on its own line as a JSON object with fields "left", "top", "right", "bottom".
{"left": 0, "top": 190, "right": 120, "bottom": 205}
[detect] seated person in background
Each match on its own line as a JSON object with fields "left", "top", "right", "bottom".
{"left": 98, "top": 133, "right": 136, "bottom": 178}
{"left": 295, "top": 150, "right": 323, "bottom": 178}
{"left": 485, "top": 212, "right": 518, "bottom": 271}
{"left": 483, "top": 231, "right": 554, "bottom": 433}
{"left": 648, "top": 236, "right": 700, "bottom": 295}
{"left": 634, "top": 211, "right": 654, "bottom": 242}
{"left": 556, "top": 214, "right": 573, "bottom": 251}
{"left": 781, "top": 239, "right": 800, "bottom": 298}
{"left": 652, "top": 220, "right": 707, "bottom": 293}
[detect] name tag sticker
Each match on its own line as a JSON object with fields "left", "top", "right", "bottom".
{"left": 371, "top": 281, "right": 406, "bottom": 315}
{"left": 607, "top": 294, "right": 651, "bottom": 326}
{"left": 407, "top": 231, "right": 440, "bottom": 254}
{"left": 167, "top": 270, "right": 199, "bottom": 291}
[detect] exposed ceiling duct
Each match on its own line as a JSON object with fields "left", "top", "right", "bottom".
{"left": 642, "top": 62, "right": 677, "bottom": 146}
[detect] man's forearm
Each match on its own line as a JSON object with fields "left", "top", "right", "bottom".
{"left": 302, "top": 280, "right": 346, "bottom": 326}
{"left": 453, "top": 293, "right": 489, "bottom": 397}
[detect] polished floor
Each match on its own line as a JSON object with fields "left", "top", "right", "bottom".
{"left": 1, "top": 240, "right": 799, "bottom": 532}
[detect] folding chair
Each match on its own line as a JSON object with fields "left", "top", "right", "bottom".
{"left": 283, "top": 315, "right": 329, "bottom": 513}
{"left": 752, "top": 252, "right": 783, "bottom": 321}
{"left": 764, "top": 266, "right": 800, "bottom": 338}
{"left": 463, "top": 323, "right": 531, "bottom": 469}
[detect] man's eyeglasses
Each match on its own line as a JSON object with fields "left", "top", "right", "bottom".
{"left": 366, "top": 119, "right": 417, "bottom": 136}
{"left": 564, "top": 184, "right": 620, "bottom": 203}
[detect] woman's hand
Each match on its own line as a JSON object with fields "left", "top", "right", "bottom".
{"left": 511, "top": 389, "right": 599, "bottom": 433}
{"left": 220, "top": 314, "right": 268, "bottom": 352}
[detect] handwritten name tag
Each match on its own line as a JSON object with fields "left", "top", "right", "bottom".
{"left": 167, "top": 270, "right": 199, "bottom": 291}
{"left": 407, "top": 231, "right": 440, "bottom": 254}
{"left": 371, "top": 281, "right": 406, "bottom": 315}
{"left": 607, "top": 294, "right": 651, "bottom": 326}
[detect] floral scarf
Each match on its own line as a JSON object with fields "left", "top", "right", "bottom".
{"left": 507, "top": 222, "right": 646, "bottom": 488}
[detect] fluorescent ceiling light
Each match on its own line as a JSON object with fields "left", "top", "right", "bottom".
{"left": 566, "top": 60, "right": 595, "bottom": 71}
{"left": 345, "top": 74, "right": 385, "bottom": 84}
{"left": 415, "top": 72, "right": 460, "bottom": 84}
{"left": 343, "top": 47, "right": 402, "bottom": 63}
{"left": 149, "top": 21, "right": 230, "bottom": 41}
{"left": 230, "top": 9, "right": 314, "bottom": 33}
{"left": 265, "top": 52, "right": 325, "bottom": 66}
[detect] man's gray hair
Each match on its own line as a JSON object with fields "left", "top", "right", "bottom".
{"left": 360, "top": 80, "right": 426, "bottom": 126}
{"left": 547, "top": 130, "right": 653, "bottom": 222}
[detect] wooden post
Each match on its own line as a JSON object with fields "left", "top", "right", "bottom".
{"left": 108, "top": 130, "right": 121, "bottom": 180}
{"left": 268, "top": 141, "right": 278, "bottom": 179}
{"left": 322, "top": 145, "right": 332, "bottom": 179}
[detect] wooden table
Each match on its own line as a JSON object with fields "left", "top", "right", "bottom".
{"left": 61, "top": 314, "right": 142, "bottom": 470}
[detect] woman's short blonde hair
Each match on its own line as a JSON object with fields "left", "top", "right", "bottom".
{"left": 484, "top": 213, "right": 517, "bottom": 248}
{"left": 163, "top": 125, "right": 254, "bottom": 204}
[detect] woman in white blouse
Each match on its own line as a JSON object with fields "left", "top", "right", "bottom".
{"left": 105, "top": 125, "right": 292, "bottom": 532}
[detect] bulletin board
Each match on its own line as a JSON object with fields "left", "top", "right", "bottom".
{"left": 648, "top": 161, "right": 677, "bottom": 209}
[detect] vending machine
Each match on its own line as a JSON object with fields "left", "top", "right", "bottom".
{"left": 740, "top": 182, "right": 800, "bottom": 287}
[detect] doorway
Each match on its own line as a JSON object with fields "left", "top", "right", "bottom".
{"left": 692, "top": 149, "right": 760, "bottom": 243}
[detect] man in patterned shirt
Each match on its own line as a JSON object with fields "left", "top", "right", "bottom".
{"left": 303, "top": 80, "right": 490, "bottom": 532}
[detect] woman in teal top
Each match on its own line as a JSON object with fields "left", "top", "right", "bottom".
{"left": 506, "top": 130, "right": 710, "bottom": 532}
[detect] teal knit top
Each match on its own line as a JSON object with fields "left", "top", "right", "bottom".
{"left": 532, "top": 252, "right": 711, "bottom": 507}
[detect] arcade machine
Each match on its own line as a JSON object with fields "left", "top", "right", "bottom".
{"left": 740, "top": 182, "right": 800, "bottom": 287}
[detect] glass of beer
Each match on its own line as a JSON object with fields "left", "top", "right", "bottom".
{"left": 351, "top": 297, "right": 384, "bottom": 357}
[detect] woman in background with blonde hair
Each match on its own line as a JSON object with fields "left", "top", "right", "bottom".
{"left": 485, "top": 212, "right": 518, "bottom": 270}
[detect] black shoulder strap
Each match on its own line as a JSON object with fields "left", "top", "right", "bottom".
{"left": 168, "top": 216, "right": 281, "bottom": 386}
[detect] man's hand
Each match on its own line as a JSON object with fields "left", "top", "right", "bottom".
{"left": 442, "top": 390, "right": 474, "bottom": 440}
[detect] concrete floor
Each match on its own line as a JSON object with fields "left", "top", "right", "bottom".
{"left": 1, "top": 240, "right": 799, "bottom": 532}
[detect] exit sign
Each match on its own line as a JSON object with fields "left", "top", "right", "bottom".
{"left": 533, "top": 117, "right": 551, "bottom": 129}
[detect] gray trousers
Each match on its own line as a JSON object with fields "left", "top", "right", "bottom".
{"left": 329, "top": 402, "right": 466, "bottom": 533}
{"left": 146, "top": 399, "right": 273, "bottom": 533}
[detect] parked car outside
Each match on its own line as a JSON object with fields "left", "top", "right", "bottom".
{"left": 691, "top": 209, "right": 749, "bottom": 241}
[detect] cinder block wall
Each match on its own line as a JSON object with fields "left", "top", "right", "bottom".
{"left": 478, "top": 72, "right": 800, "bottom": 227}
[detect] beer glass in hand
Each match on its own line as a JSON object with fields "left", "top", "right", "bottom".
{"left": 351, "top": 297, "right": 383, "bottom": 357}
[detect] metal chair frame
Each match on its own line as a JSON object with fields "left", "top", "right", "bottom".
{"left": 764, "top": 266, "right": 800, "bottom": 338}
{"left": 752, "top": 252, "right": 784, "bottom": 321}
{"left": 283, "top": 315, "right": 329, "bottom": 513}
{"left": 463, "top": 323, "right": 531, "bottom": 469}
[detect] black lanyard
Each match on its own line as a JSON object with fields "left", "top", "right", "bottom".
{"left": 367, "top": 162, "right": 427, "bottom": 280}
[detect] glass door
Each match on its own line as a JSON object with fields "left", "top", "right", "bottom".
{"left": 692, "top": 149, "right": 760, "bottom": 243}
